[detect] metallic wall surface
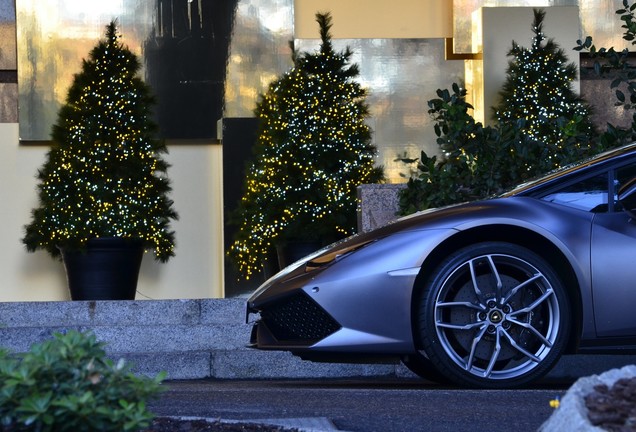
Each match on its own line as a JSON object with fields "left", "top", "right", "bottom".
{"left": 0, "top": 0, "right": 17, "bottom": 123}
{"left": 453, "top": 0, "right": 627, "bottom": 54}
{"left": 295, "top": 38, "right": 464, "bottom": 182}
{"left": 10, "top": 0, "right": 635, "bottom": 178}
{"left": 16, "top": 0, "right": 154, "bottom": 140}
{"left": 16, "top": 0, "right": 237, "bottom": 140}
{"left": 579, "top": 0, "right": 632, "bottom": 50}
{"left": 225, "top": 1, "right": 464, "bottom": 182}
{"left": 223, "top": 0, "right": 294, "bottom": 118}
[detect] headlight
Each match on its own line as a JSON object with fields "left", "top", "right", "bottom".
{"left": 304, "top": 240, "right": 375, "bottom": 272}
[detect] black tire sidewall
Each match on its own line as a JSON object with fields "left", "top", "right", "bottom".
{"left": 401, "top": 352, "right": 450, "bottom": 384}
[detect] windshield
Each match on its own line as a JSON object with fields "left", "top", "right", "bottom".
{"left": 502, "top": 143, "right": 636, "bottom": 197}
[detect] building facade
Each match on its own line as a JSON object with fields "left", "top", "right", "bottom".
{"left": 0, "top": 0, "right": 629, "bottom": 300}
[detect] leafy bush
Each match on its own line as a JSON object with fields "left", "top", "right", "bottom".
{"left": 0, "top": 331, "right": 164, "bottom": 431}
{"left": 398, "top": 84, "right": 613, "bottom": 215}
{"left": 398, "top": 85, "right": 530, "bottom": 214}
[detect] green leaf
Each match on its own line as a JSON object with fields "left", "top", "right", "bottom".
{"left": 617, "top": 89, "right": 626, "bottom": 102}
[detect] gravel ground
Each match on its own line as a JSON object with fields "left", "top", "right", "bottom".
{"left": 142, "top": 418, "right": 298, "bottom": 431}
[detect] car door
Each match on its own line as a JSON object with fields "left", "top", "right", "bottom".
{"left": 590, "top": 164, "right": 636, "bottom": 338}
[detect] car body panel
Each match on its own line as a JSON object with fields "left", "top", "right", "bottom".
{"left": 247, "top": 143, "right": 636, "bottom": 383}
{"left": 591, "top": 211, "right": 636, "bottom": 337}
{"left": 249, "top": 197, "right": 602, "bottom": 350}
{"left": 250, "top": 228, "right": 457, "bottom": 353}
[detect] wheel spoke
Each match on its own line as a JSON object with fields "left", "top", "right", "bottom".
{"left": 486, "top": 255, "right": 503, "bottom": 303}
{"left": 468, "top": 259, "right": 485, "bottom": 303}
{"left": 436, "top": 301, "right": 486, "bottom": 311}
{"left": 509, "top": 288, "right": 554, "bottom": 315}
{"left": 483, "top": 328, "right": 502, "bottom": 377}
{"left": 465, "top": 324, "right": 489, "bottom": 371}
{"left": 506, "top": 317, "right": 552, "bottom": 347}
{"left": 436, "top": 320, "right": 485, "bottom": 331}
{"left": 502, "top": 273, "right": 543, "bottom": 304}
{"left": 500, "top": 327, "right": 541, "bottom": 363}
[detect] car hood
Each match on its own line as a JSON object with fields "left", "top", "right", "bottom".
{"left": 249, "top": 195, "right": 590, "bottom": 304}
{"left": 363, "top": 196, "right": 571, "bottom": 236}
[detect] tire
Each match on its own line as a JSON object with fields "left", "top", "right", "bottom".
{"left": 401, "top": 352, "right": 450, "bottom": 384}
{"left": 417, "top": 242, "right": 571, "bottom": 389}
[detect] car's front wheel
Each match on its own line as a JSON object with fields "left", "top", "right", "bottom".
{"left": 417, "top": 242, "right": 571, "bottom": 388}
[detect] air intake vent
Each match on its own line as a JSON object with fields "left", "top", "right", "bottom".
{"left": 261, "top": 291, "right": 341, "bottom": 343}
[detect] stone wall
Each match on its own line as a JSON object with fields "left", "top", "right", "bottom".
{"left": 0, "top": 299, "right": 399, "bottom": 380}
{"left": 356, "top": 183, "right": 406, "bottom": 232}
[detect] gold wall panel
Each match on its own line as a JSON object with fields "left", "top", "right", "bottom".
{"left": 294, "top": 0, "right": 452, "bottom": 39}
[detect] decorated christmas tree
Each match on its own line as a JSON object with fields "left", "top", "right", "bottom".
{"left": 492, "top": 8, "right": 597, "bottom": 171}
{"left": 23, "top": 21, "right": 178, "bottom": 262}
{"left": 230, "top": 12, "right": 384, "bottom": 279}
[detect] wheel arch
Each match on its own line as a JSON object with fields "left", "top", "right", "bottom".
{"left": 410, "top": 224, "right": 582, "bottom": 354}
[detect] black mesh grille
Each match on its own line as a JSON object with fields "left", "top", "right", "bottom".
{"left": 261, "top": 291, "right": 341, "bottom": 343}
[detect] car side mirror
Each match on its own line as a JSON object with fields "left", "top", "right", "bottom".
{"left": 618, "top": 177, "right": 636, "bottom": 219}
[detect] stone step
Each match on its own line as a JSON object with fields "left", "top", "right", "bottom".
{"left": 0, "top": 299, "right": 395, "bottom": 380}
{"left": 0, "top": 299, "right": 634, "bottom": 381}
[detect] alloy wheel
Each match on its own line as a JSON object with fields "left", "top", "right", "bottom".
{"left": 419, "top": 242, "right": 569, "bottom": 388}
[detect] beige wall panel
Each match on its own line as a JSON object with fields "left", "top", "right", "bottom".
{"left": 295, "top": 0, "right": 452, "bottom": 39}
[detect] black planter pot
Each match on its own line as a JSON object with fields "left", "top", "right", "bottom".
{"left": 276, "top": 241, "right": 322, "bottom": 270}
{"left": 59, "top": 238, "right": 144, "bottom": 301}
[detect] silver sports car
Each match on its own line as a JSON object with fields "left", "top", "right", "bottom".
{"left": 246, "top": 143, "right": 636, "bottom": 388}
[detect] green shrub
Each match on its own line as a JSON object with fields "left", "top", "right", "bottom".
{"left": 0, "top": 331, "right": 164, "bottom": 431}
{"left": 398, "top": 82, "right": 613, "bottom": 215}
{"left": 398, "top": 85, "right": 533, "bottom": 214}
